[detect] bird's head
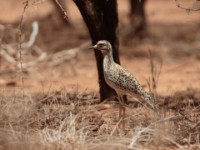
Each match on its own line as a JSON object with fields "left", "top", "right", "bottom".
{"left": 89, "top": 40, "right": 112, "bottom": 55}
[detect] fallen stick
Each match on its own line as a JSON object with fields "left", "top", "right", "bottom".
{"left": 48, "top": 41, "right": 91, "bottom": 66}
{"left": 21, "top": 21, "right": 39, "bottom": 48}
{"left": 0, "top": 50, "right": 16, "bottom": 64}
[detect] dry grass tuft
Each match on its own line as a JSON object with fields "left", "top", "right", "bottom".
{"left": 0, "top": 88, "right": 199, "bottom": 150}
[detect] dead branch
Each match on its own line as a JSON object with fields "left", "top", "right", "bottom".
{"left": 1, "top": 40, "right": 90, "bottom": 70}
{"left": 164, "top": 137, "right": 183, "bottom": 149}
{"left": 47, "top": 41, "right": 91, "bottom": 67}
{"left": 17, "top": 51, "right": 47, "bottom": 69}
{"left": 128, "top": 126, "right": 154, "bottom": 148}
{"left": 21, "top": 21, "right": 39, "bottom": 48}
{"left": 19, "top": 0, "right": 29, "bottom": 49}
{"left": 192, "top": 121, "right": 200, "bottom": 129}
{"left": 1, "top": 21, "right": 90, "bottom": 72}
{"left": 54, "top": 0, "right": 68, "bottom": 20}
{"left": 147, "top": 50, "right": 162, "bottom": 102}
{"left": 1, "top": 44, "right": 16, "bottom": 55}
{"left": 32, "top": 45, "right": 44, "bottom": 55}
{"left": 0, "top": 50, "right": 16, "bottom": 64}
{"left": 174, "top": 0, "right": 200, "bottom": 13}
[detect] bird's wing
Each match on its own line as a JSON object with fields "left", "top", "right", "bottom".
{"left": 109, "top": 63, "right": 143, "bottom": 95}
{"left": 105, "top": 62, "right": 155, "bottom": 109}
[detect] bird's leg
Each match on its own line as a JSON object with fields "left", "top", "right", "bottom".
{"left": 118, "top": 95, "right": 126, "bottom": 130}
{"left": 119, "top": 100, "right": 122, "bottom": 120}
{"left": 118, "top": 95, "right": 122, "bottom": 120}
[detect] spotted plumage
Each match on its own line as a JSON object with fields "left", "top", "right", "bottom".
{"left": 91, "top": 40, "right": 155, "bottom": 109}
{"left": 90, "top": 40, "right": 156, "bottom": 129}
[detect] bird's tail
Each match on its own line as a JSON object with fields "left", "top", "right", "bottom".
{"left": 141, "top": 91, "right": 155, "bottom": 110}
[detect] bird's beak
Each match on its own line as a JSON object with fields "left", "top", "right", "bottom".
{"left": 88, "top": 46, "right": 94, "bottom": 49}
{"left": 88, "top": 44, "right": 98, "bottom": 50}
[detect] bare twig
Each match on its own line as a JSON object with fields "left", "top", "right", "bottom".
{"left": 192, "top": 121, "right": 200, "bottom": 129}
{"left": 54, "top": 0, "right": 68, "bottom": 20}
{"left": 128, "top": 126, "right": 154, "bottom": 148}
{"left": 19, "top": 0, "right": 29, "bottom": 50}
{"left": 174, "top": 0, "right": 200, "bottom": 13}
{"left": 32, "top": 45, "right": 44, "bottom": 55}
{"left": 17, "top": 52, "right": 47, "bottom": 69}
{"left": 21, "top": 21, "right": 39, "bottom": 48}
{"left": 147, "top": 50, "right": 162, "bottom": 101}
{"left": 18, "top": 0, "right": 29, "bottom": 96}
{"left": 47, "top": 41, "right": 91, "bottom": 66}
{"left": 1, "top": 44, "right": 16, "bottom": 55}
{"left": 164, "top": 137, "right": 184, "bottom": 149}
{"left": 1, "top": 21, "right": 90, "bottom": 72}
{"left": 1, "top": 30, "right": 89, "bottom": 70}
{"left": 0, "top": 50, "right": 16, "bottom": 64}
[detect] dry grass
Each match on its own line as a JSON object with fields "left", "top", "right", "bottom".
{"left": 0, "top": 88, "right": 199, "bottom": 150}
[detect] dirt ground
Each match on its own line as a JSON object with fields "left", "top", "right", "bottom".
{"left": 1, "top": 0, "right": 200, "bottom": 95}
{"left": 0, "top": 0, "right": 200, "bottom": 149}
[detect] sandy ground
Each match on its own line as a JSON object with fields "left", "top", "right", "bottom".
{"left": 1, "top": 0, "right": 200, "bottom": 97}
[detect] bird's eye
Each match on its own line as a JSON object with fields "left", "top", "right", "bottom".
{"left": 98, "top": 43, "right": 104, "bottom": 47}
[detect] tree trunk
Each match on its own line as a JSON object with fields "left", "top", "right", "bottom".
{"left": 73, "top": 0, "right": 120, "bottom": 101}
{"left": 129, "top": 0, "right": 146, "bottom": 35}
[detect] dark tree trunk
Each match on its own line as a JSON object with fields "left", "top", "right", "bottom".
{"left": 129, "top": 0, "right": 146, "bottom": 35}
{"left": 73, "top": 0, "right": 120, "bottom": 101}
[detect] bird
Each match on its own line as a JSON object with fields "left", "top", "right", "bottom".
{"left": 90, "top": 40, "right": 155, "bottom": 127}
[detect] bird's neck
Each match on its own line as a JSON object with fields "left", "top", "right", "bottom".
{"left": 103, "top": 51, "right": 114, "bottom": 67}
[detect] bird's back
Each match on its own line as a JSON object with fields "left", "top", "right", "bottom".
{"left": 104, "top": 60, "right": 155, "bottom": 108}
{"left": 104, "top": 61, "right": 141, "bottom": 95}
